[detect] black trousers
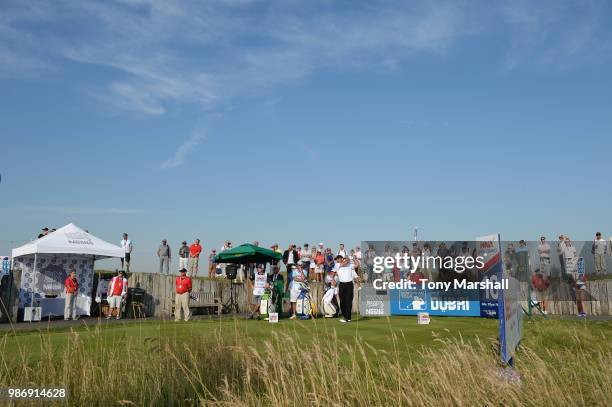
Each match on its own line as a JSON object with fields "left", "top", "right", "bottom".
{"left": 338, "top": 282, "right": 354, "bottom": 320}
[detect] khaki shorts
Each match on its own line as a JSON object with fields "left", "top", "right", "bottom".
{"left": 108, "top": 295, "right": 122, "bottom": 308}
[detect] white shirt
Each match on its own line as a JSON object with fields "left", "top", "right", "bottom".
{"left": 354, "top": 250, "right": 362, "bottom": 260}
{"left": 335, "top": 263, "right": 357, "bottom": 283}
{"left": 323, "top": 287, "right": 338, "bottom": 304}
{"left": 593, "top": 238, "right": 607, "bottom": 254}
{"left": 337, "top": 249, "right": 347, "bottom": 258}
{"left": 538, "top": 243, "right": 550, "bottom": 259}
{"left": 365, "top": 249, "right": 376, "bottom": 265}
{"left": 121, "top": 239, "right": 132, "bottom": 254}
{"left": 287, "top": 251, "right": 295, "bottom": 264}
{"left": 563, "top": 245, "right": 577, "bottom": 260}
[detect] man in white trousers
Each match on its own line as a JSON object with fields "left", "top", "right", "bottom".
{"left": 64, "top": 269, "right": 79, "bottom": 320}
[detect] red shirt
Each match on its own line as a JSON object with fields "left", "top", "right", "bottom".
{"left": 65, "top": 277, "right": 78, "bottom": 294}
{"left": 109, "top": 276, "right": 127, "bottom": 296}
{"left": 189, "top": 243, "right": 202, "bottom": 257}
{"left": 532, "top": 274, "right": 550, "bottom": 291}
{"left": 315, "top": 253, "right": 324, "bottom": 265}
{"left": 176, "top": 276, "right": 192, "bottom": 294}
{"left": 409, "top": 271, "right": 426, "bottom": 283}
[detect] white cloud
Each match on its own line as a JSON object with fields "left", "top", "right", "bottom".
{"left": 0, "top": 1, "right": 478, "bottom": 115}
{"left": 500, "top": 0, "right": 612, "bottom": 70}
{"left": 160, "top": 129, "right": 207, "bottom": 170}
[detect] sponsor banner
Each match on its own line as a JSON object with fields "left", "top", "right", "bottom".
{"left": 390, "top": 288, "right": 481, "bottom": 316}
{"left": 577, "top": 257, "right": 585, "bottom": 276}
{"left": 498, "top": 259, "right": 523, "bottom": 364}
{"left": 13, "top": 254, "right": 94, "bottom": 319}
{"left": 359, "top": 287, "right": 391, "bottom": 316}
{"left": 0, "top": 256, "right": 9, "bottom": 279}
{"left": 476, "top": 234, "right": 502, "bottom": 318}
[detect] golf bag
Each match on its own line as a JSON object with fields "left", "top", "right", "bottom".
{"left": 295, "top": 282, "right": 314, "bottom": 319}
{"left": 259, "top": 289, "right": 275, "bottom": 320}
{"left": 321, "top": 288, "right": 339, "bottom": 318}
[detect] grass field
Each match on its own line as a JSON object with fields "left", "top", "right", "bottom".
{"left": 1, "top": 316, "right": 611, "bottom": 406}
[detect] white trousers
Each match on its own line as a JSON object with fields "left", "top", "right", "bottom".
{"left": 64, "top": 293, "right": 77, "bottom": 320}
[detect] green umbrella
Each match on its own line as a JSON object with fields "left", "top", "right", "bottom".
{"left": 214, "top": 243, "right": 282, "bottom": 264}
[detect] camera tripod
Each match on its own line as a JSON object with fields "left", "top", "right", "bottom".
{"left": 223, "top": 279, "right": 240, "bottom": 314}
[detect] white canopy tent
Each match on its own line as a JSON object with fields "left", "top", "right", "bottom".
{"left": 12, "top": 223, "right": 124, "bottom": 259}
{"left": 11, "top": 223, "right": 124, "bottom": 320}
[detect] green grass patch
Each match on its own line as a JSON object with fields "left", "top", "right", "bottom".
{"left": 1, "top": 316, "right": 610, "bottom": 406}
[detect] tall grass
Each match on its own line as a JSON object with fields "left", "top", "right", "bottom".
{"left": 0, "top": 320, "right": 610, "bottom": 406}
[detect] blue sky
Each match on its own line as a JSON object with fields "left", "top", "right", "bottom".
{"left": 1, "top": 0, "right": 611, "bottom": 271}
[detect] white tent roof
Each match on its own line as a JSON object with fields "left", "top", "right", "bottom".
{"left": 12, "top": 223, "right": 124, "bottom": 260}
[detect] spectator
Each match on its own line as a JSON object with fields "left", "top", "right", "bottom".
{"left": 283, "top": 244, "right": 298, "bottom": 290}
{"left": 178, "top": 241, "right": 190, "bottom": 272}
{"left": 270, "top": 243, "right": 281, "bottom": 270}
{"left": 157, "top": 239, "right": 171, "bottom": 275}
{"left": 557, "top": 235, "right": 566, "bottom": 274}
{"left": 289, "top": 262, "right": 307, "bottom": 320}
{"left": 364, "top": 245, "right": 376, "bottom": 282}
{"left": 218, "top": 241, "right": 232, "bottom": 278}
{"left": 107, "top": 271, "right": 128, "bottom": 320}
{"left": 335, "top": 256, "right": 360, "bottom": 323}
{"left": 409, "top": 269, "right": 426, "bottom": 284}
{"left": 353, "top": 246, "right": 362, "bottom": 277}
{"left": 175, "top": 268, "right": 192, "bottom": 322}
{"left": 120, "top": 233, "right": 132, "bottom": 273}
{"left": 267, "top": 263, "right": 285, "bottom": 315}
{"left": 436, "top": 243, "right": 450, "bottom": 281}
{"left": 562, "top": 238, "right": 577, "bottom": 274}
{"left": 531, "top": 271, "right": 550, "bottom": 314}
{"left": 592, "top": 232, "right": 607, "bottom": 274}
{"left": 422, "top": 243, "right": 433, "bottom": 281}
{"left": 337, "top": 243, "right": 347, "bottom": 258}
{"left": 314, "top": 249, "right": 325, "bottom": 282}
{"left": 189, "top": 239, "right": 202, "bottom": 277}
{"left": 503, "top": 244, "right": 515, "bottom": 275}
{"left": 323, "top": 248, "right": 335, "bottom": 274}
{"left": 249, "top": 264, "right": 267, "bottom": 319}
{"left": 538, "top": 236, "right": 551, "bottom": 277}
{"left": 38, "top": 227, "right": 49, "bottom": 239}
{"left": 300, "top": 243, "right": 312, "bottom": 277}
{"left": 64, "top": 268, "right": 78, "bottom": 321}
{"left": 325, "top": 264, "right": 338, "bottom": 287}
{"left": 267, "top": 264, "right": 284, "bottom": 285}
{"left": 563, "top": 239, "right": 587, "bottom": 318}
{"left": 208, "top": 249, "right": 217, "bottom": 278}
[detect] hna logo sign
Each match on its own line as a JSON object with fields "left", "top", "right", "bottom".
{"left": 479, "top": 241, "right": 494, "bottom": 249}
{"left": 430, "top": 301, "right": 469, "bottom": 312}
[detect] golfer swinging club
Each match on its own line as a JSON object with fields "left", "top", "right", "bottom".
{"left": 334, "top": 255, "right": 360, "bottom": 322}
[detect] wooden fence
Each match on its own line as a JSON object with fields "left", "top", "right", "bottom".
{"left": 1, "top": 270, "right": 611, "bottom": 322}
